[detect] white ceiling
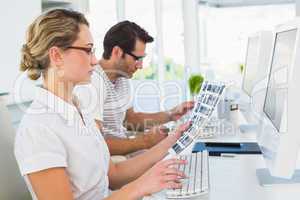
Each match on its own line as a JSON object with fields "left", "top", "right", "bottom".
{"left": 198, "top": 0, "right": 295, "bottom": 7}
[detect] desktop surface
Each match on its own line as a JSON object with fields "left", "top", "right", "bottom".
{"left": 145, "top": 155, "right": 300, "bottom": 200}
{"left": 144, "top": 110, "right": 300, "bottom": 200}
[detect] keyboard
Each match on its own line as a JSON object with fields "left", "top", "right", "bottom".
{"left": 166, "top": 151, "right": 210, "bottom": 199}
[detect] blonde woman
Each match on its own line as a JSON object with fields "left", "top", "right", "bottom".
{"left": 14, "top": 9, "right": 188, "bottom": 200}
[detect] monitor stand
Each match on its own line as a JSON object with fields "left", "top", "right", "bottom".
{"left": 256, "top": 168, "right": 300, "bottom": 186}
{"left": 239, "top": 124, "right": 258, "bottom": 133}
{"left": 238, "top": 107, "right": 259, "bottom": 133}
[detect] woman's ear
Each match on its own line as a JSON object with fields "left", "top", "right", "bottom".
{"left": 48, "top": 46, "right": 64, "bottom": 67}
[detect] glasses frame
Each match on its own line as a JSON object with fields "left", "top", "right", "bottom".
{"left": 124, "top": 51, "right": 146, "bottom": 62}
{"left": 66, "top": 46, "right": 96, "bottom": 55}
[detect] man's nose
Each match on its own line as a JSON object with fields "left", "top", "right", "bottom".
{"left": 135, "top": 61, "right": 143, "bottom": 69}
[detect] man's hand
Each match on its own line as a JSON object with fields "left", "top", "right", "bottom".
{"left": 168, "top": 101, "right": 195, "bottom": 121}
{"left": 142, "top": 126, "right": 169, "bottom": 149}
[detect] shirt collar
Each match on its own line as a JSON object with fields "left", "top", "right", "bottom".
{"left": 32, "top": 86, "right": 78, "bottom": 123}
{"left": 94, "top": 65, "right": 124, "bottom": 86}
{"left": 94, "top": 65, "right": 105, "bottom": 77}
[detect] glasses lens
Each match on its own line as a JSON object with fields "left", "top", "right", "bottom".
{"left": 130, "top": 52, "right": 144, "bottom": 61}
{"left": 88, "top": 48, "right": 95, "bottom": 56}
{"left": 137, "top": 57, "right": 144, "bottom": 62}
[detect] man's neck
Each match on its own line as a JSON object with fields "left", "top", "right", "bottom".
{"left": 99, "top": 59, "right": 119, "bottom": 82}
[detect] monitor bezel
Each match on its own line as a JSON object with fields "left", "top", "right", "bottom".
{"left": 242, "top": 35, "right": 260, "bottom": 97}
{"left": 263, "top": 28, "right": 297, "bottom": 133}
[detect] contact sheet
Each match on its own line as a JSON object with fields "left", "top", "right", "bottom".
{"left": 169, "top": 81, "right": 226, "bottom": 155}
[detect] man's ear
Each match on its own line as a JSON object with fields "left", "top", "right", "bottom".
{"left": 48, "top": 46, "right": 64, "bottom": 67}
{"left": 112, "top": 46, "right": 123, "bottom": 59}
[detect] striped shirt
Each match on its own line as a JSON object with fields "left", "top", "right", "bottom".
{"left": 75, "top": 65, "right": 132, "bottom": 138}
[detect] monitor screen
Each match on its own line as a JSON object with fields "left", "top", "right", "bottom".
{"left": 263, "top": 29, "right": 297, "bottom": 132}
{"left": 243, "top": 36, "right": 260, "bottom": 96}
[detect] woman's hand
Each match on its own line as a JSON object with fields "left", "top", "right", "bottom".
{"left": 130, "top": 158, "right": 187, "bottom": 197}
{"left": 160, "top": 122, "right": 191, "bottom": 150}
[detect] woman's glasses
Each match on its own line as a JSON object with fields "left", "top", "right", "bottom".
{"left": 66, "top": 46, "right": 96, "bottom": 56}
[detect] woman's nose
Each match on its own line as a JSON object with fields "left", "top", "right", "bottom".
{"left": 91, "top": 54, "right": 98, "bottom": 66}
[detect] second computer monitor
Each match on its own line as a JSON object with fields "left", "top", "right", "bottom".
{"left": 242, "top": 31, "right": 273, "bottom": 97}
{"left": 239, "top": 31, "right": 273, "bottom": 125}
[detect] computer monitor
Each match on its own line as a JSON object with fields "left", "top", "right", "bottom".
{"left": 257, "top": 18, "right": 300, "bottom": 184}
{"left": 238, "top": 31, "right": 273, "bottom": 131}
{"left": 243, "top": 35, "right": 262, "bottom": 96}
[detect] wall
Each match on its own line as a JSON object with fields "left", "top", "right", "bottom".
{"left": 0, "top": 0, "right": 41, "bottom": 96}
{"left": 297, "top": 0, "right": 300, "bottom": 16}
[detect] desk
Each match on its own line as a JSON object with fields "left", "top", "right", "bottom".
{"left": 146, "top": 155, "right": 300, "bottom": 200}
{"left": 145, "top": 112, "right": 300, "bottom": 200}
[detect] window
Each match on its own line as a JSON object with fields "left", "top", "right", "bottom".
{"left": 125, "top": 0, "right": 157, "bottom": 80}
{"left": 199, "top": 4, "right": 295, "bottom": 77}
{"left": 86, "top": 0, "right": 117, "bottom": 60}
{"left": 163, "top": 0, "right": 185, "bottom": 80}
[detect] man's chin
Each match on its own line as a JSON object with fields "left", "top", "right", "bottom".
{"left": 128, "top": 73, "right": 134, "bottom": 79}
{"left": 118, "top": 71, "right": 134, "bottom": 79}
{"left": 123, "top": 73, "right": 134, "bottom": 79}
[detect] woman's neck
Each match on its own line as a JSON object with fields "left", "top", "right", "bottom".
{"left": 43, "top": 76, "right": 74, "bottom": 105}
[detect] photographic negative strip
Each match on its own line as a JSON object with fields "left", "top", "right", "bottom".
{"left": 199, "top": 105, "right": 210, "bottom": 116}
{"left": 197, "top": 93, "right": 206, "bottom": 102}
{"left": 179, "top": 135, "right": 193, "bottom": 147}
{"left": 219, "top": 85, "right": 225, "bottom": 94}
{"left": 190, "top": 114, "right": 198, "bottom": 123}
{"left": 207, "top": 84, "right": 212, "bottom": 92}
{"left": 168, "top": 80, "right": 226, "bottom": 155}
{"left": 172, "top": 143, "right": 184, "bottom": 154}
{"left": 194, "top": 115, "right": 206, "bottom": 126}
{"left": 202, "top": 82, "right": 208, "bottom": 91}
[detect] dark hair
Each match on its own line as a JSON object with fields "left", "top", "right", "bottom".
{"left": 20, "top": 9, "right": 89, "bottom": 80}
{"left": 102, "top": 20, "right": 154, "bottom": 59}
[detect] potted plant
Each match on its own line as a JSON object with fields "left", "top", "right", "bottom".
{"left": 240, "top": 64, "right": 244, "bottom": 74}
{"left": 188, "top": 74, "right": 204, "bottom": 98}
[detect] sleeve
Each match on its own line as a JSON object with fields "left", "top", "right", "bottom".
{"left": 74, "top": 73, "right": 107, "bottom": 122}
{"left": 14, "top": 125, "right": 67, "bottom": 175}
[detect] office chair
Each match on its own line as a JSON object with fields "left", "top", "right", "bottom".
{"left": 0, "top": 97, "right": 31, "bottom": 199}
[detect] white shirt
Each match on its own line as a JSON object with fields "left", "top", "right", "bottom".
{"left": 14, "top": 87, "right": 111, "bottom": 200}
{"left": 75, "top": 65, "right": 132, "bottom": 138}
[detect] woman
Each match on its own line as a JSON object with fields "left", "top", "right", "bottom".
{"left": 14, "top": 9, "right": 188, "bottom": 200}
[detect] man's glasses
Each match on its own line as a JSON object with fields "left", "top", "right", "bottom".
{"left": 66, "top": 46, "right": 96, "bottom": 56}
{"left": 124, "top": 51, "right": 146, "bottom": 62}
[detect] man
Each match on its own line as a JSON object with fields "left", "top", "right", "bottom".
{"left": 76, "top": 21, "right": 194, "bottom": 156}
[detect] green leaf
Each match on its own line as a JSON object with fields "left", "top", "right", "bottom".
{"left": 188, "top": 74, "right": 204, "bottom": 95}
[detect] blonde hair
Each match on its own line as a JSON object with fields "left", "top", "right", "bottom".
{"left": 20, "top": 9, "right": 89, "bottom": 80}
